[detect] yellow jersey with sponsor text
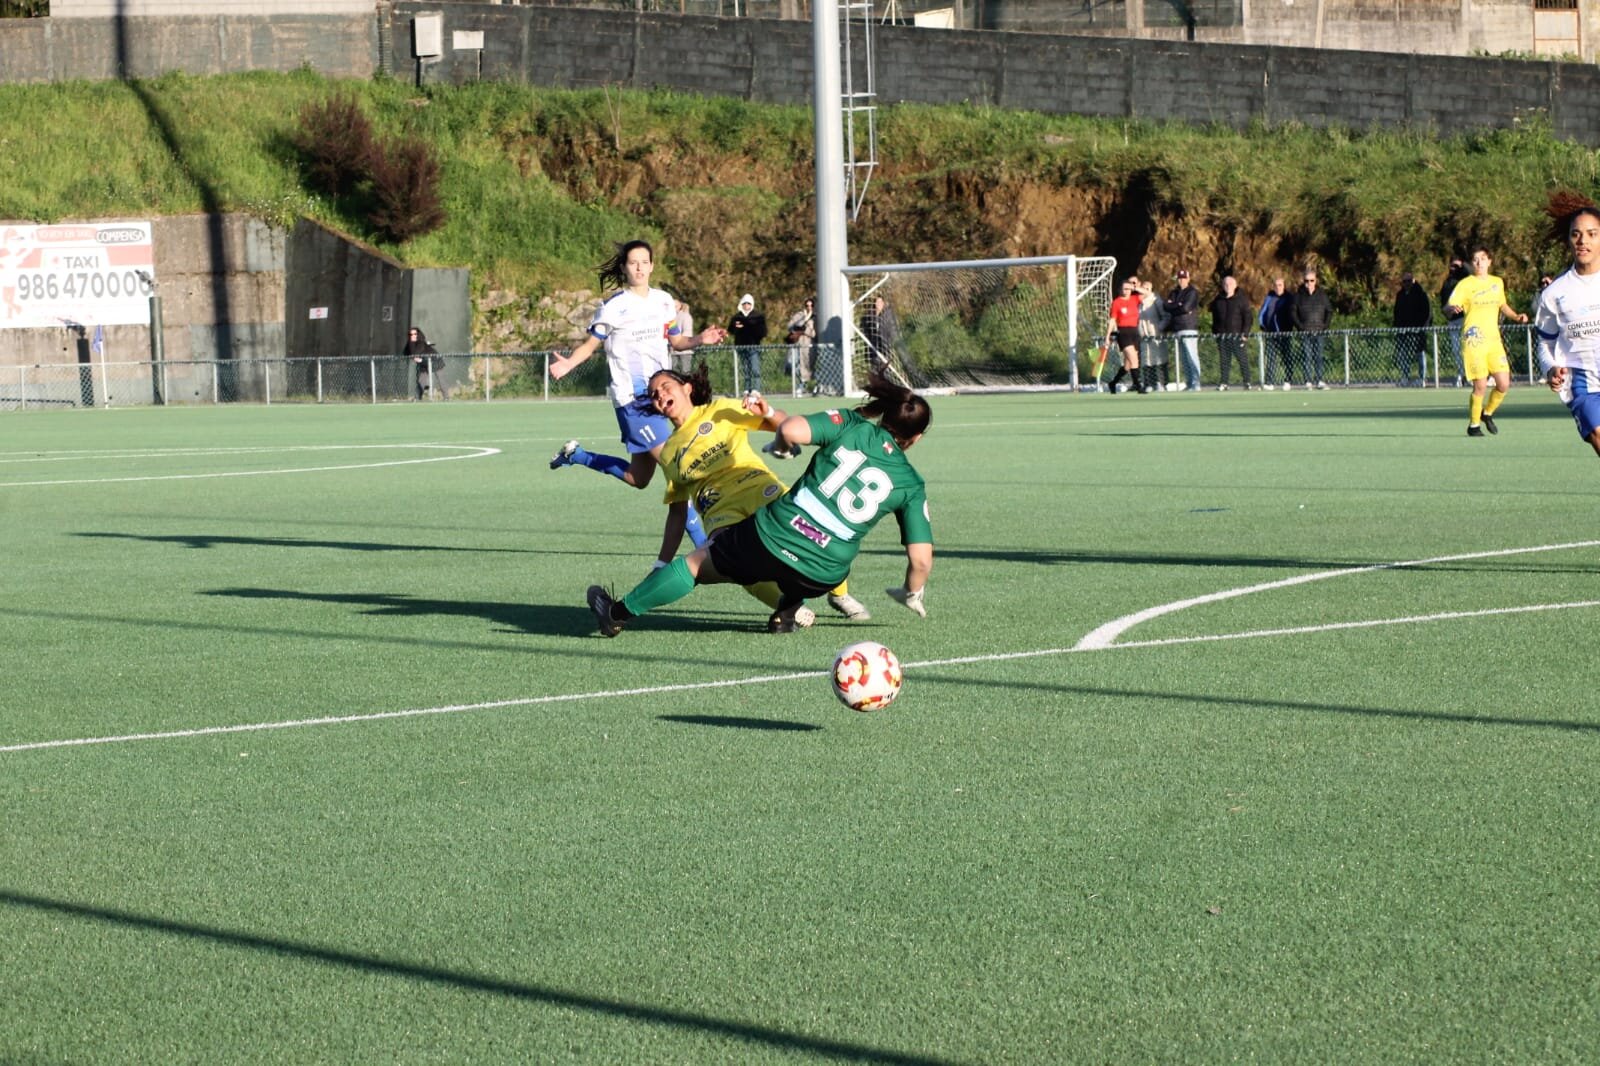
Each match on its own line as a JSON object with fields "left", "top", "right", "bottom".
{"left": 658, "top": 398, "right": 784, "bottom": 533}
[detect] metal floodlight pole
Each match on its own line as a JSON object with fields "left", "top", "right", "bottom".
{"left": 813, "top": 0, "right": 852, "bottom": 395}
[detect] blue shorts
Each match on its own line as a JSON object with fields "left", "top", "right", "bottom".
{"left": 1570, "top": 370, "right": 1600, "bottom": 442}
{"left": 615, "top": 394, "right": 672, "bottom": 455}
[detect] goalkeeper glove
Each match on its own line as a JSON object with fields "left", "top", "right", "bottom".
{"left": 886, "top": 586, "right": 926, "bottom": 618}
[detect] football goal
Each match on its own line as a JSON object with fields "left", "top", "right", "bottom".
{"left": 840, "top": 255, "right": 1116, "bottom": 393}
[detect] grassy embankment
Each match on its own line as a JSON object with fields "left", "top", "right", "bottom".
{"left": 3, "top": 68, "right": 1599, "bottom": 334}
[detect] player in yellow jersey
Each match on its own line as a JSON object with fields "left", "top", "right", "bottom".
{"left": 644, "top": 365, "right": 870, "bottom": 624}
{"left": 1447, "top": 247, "right": 1529, "bottom": 437}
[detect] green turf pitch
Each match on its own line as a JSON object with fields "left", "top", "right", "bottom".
{"left": 3, "top": 390, "right": 1597, "bottom": 1064}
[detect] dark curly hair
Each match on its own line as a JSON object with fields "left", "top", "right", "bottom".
{"left": 1546, "top": 190, "right": 1600, "bottom": 244}
{"left": 646, "top": 364, "right": 714, "bottom": 406}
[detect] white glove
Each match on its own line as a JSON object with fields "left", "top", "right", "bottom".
{"left": 886, "top": 586, "right": 926, "bottom": 618}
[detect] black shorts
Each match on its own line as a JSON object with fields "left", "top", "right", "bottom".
{"left": 1115, "top": 327, "right": 1141, "bottom": 350}
{"left": 708, "top": 514, "right": 836, "bottom": 602}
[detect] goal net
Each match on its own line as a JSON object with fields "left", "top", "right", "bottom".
{"left": 841, "top": 255, "right": 1116, "bottom": 392}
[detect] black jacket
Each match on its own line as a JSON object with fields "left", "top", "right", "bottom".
{"left": 1291, "top": 286, "right": 1332, "bottom": 332}
{"left": 1163, "top": 283, "right": 1200, "bottom": 332}
{"left": 1438, "top": 266, "right": 1469, "bottom": 322}
{"left": 728, "top": 311, "right": 767, "bottom": 347}
{"left": 405, "top": 328, "right": 440, "bottom": 369}
{"left": 1392, "top": 282, "right": 1432, "bottom": 329}
{"left": 1209, "top": 291, "right": 1253, "bottom": 334}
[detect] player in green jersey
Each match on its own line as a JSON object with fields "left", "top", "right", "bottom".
{"left": 587, "top": 373, "right": 933, "bottom": 635}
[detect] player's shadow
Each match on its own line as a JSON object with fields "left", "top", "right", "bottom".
{"left": 908, "top": 671, "right": 1600, "bottom": 735}
{"left": 657, "top": 714, "right": 821, "bottom": 732}
{"left": 77, "top": 531, "right": 541, "bottom": 554}
{"left": 0, "top": 889, "right": 956, "bottom": 1066}
{"left": 864, "top": 545, "right": 1600, "bottom": 576}
{"left": 201, "top": 588, "right": 769, "bottom": 638}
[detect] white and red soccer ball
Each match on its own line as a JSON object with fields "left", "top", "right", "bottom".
{"left": 831, "top": 641, "right": 903, "bottom": 712}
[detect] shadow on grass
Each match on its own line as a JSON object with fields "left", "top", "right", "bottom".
{"left": 0, "top": 604, "right": 808, "bottom": 669}
{"left": 658, "top": 714, "right": 821, "bottom": 732}
{"left": 0, "top": 890, "right": 957, "bottom": 1066}
{"left": 201, "top": 588, "right": 773, "bottom": 638}
{"left": 76, "top": 532, "right": 544, "bottom": 554}
{"left": 870, "top": 545, "right": 1600, "bottom": 575}
{"left": 908, "top": 671, "right": 1600, "bottom": 734}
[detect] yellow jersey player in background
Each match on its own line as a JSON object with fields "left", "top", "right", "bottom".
{"left": 644, "top": 365, "right": 871, "bottom": 626}
{"left": 1447, "top": 247, "right": 1529, "bottom": 437}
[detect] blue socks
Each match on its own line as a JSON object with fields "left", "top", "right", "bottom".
{"left": 572, "top": 446, "right": 630, "bottom": 480}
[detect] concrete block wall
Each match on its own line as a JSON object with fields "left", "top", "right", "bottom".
{"left": 0, "top": 216, "right": 468, "bottom": 376}
{"left": 0, "top": 12, "right": 376, "bottom": 82}
{"left": 395, "top": 4, "right": 1600, "bottom": 144}
{"left": 51, "top": 0, "right": 372, "bottom": 16}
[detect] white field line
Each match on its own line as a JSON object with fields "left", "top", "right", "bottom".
{"left": 0, "top": 444, "right": 499, "bottom": 487}
{"left": 9, "top": 599, "right": 1600, "bottom": 755}
{"left": 1075, "top": 540, "right": 1600, "bottom": 650}
{"left": 8, "top": 540, "right": 1598, "bottom": 755}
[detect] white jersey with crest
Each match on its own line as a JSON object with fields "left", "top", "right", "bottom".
{"left": 589, "top": 287, "right": 681, "bottom": 407}
{"left": 1534, "top": 268, "right": 1600, "bottom": 398}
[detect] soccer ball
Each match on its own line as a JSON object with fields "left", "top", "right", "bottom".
{"left": 831, "top": 641, "right": 903, "bottom": 712}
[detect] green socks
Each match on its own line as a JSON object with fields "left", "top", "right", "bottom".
{"left": 621, "top": 556, "right": 697, "bottom": 617}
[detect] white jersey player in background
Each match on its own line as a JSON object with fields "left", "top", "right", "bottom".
{"left": 548, "top": 240, "right": 727, "bottom": 560}
{"left": 1534, "top": 193, "right": 1600, "bottom": 458}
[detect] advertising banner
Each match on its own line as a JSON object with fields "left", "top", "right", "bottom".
{"left": 0, "top": 222, "right": 156, "bottom": 330}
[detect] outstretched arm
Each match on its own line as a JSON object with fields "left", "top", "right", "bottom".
{"left": 772, "top": 413, "right": 814, "bottom": 453}
{"left": 549, "top": 334, "right": 601, "bottom": 381}
{"left": 670, "top": 325, "right": 727, "bottom": 352}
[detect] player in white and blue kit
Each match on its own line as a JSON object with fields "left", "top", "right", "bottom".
{"left": 548, "top": 240, "right": 727, "bottom": 559}
{"left": 1534, "top": 194, "right": 1600, "bottom": 457}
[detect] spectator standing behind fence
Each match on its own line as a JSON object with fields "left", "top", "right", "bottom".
{"left": 1105, "top": 277, "right": 1147, "bottom": 394}
{"left": 405, "top": 326, "right": 442, "bottom": 401}
{"left": 667, "top": 287, "right": 695, "bottom": 374}
{"left": 1292, "top": 269, "right": 1332, "bottom": 389}
{"left": 859, "top": 295, "right": 898, "bottom": 374}
{"left": 784, "top": 297, "right": 817, "bottom": 396}
{"left": 1259, "top": 277, "right": 1294, "bottom": 389}
{"left": 1137, "top": 279, "right": 1171, "bottom": 391}
{"left": 729, "top": 293, "right": 767, "bottom": 393}
{"left": 1392, "top": 272, "right": 1432, "bottom": 387}
{"left": 1163, "top": 269, "right": 1202, "bottom": 390}
{"left": 1209, "top": 275, "right": 1253, "bottom": 390}
{"left": 1438, "top": 256, "right": 1470, "bottom": 386}
{"left": 1448, "top": 246, "right": 1527, "bottom": 438}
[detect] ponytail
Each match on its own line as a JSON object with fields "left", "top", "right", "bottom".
{"left": 856, "top": 372, "right": 930, "bottom": 445}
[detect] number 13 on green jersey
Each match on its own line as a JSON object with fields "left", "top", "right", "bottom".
{"left": 753, "top": 409, "right": 932, "bottom": 585}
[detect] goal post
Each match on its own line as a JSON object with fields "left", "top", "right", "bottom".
{"left": 840, "top": 255, "right": 1117, "bottom": 393}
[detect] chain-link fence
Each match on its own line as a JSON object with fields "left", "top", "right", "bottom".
{"left": 0, "top": 328, "right": 1548, "bottom": 410}
{"left": 1094, "top": 324, "right": 1542, "bottom": 392}
{"left": 0, "top": 344, "right": 849, "bottom": 410}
